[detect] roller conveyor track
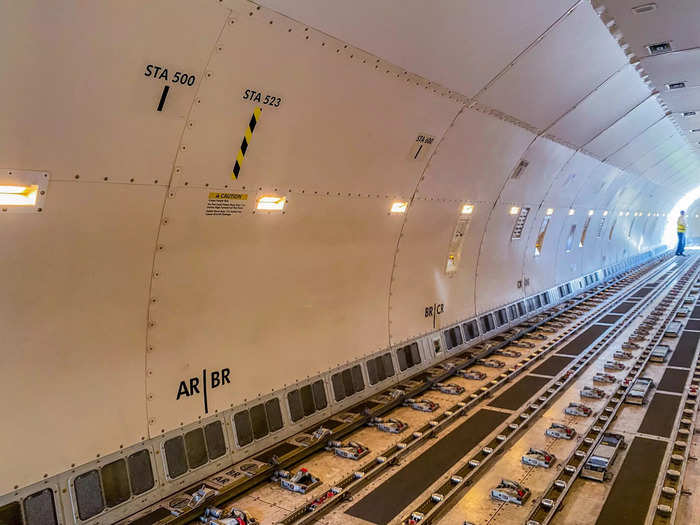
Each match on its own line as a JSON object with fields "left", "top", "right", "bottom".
{"left": 392, "top": 256, "right": 699, "bottom": 525}
{"left": 116, "top": 255, "right": 681, "bottom": 525}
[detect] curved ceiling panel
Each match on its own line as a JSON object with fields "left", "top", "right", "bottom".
{"left": 476, "top": 2, "right": 629, "bottom": 130}
{"left": 254, "top": 0, "right": 580, "bottom": 98}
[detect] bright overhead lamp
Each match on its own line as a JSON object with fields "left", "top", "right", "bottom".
{"left": 509, "top": 206, "right": 521, "bottom": 215}
{"left": 619, "top": 211, "right": 624, "bottom": 216}
{"left": 647, "top": 212, "right": 651, "bottom": 216}
{"left": 603, "top": 210, "right": 609, "bottom": 216}
{"left": 256, "top": 195, "right": 286, "bottom": 211}
{"left": 461, "top": 204, "right": 474, "bottom": 215}
{"left": 568, "top": 208, "right": 575, "bottom": 216}
{"left": 626, "top": 211, "right": 630, "bottom": 216}
{"left": 390, "top": 201, "right": 407, "bottom": 213}
{"left": 588, "top": 210, "right": 594, "bottom": 216}
{"left": 0, "top": 184, "right": 39, "bottom": 206}
{"left": 545, "top": 208, "right": 554, "bottom": 216}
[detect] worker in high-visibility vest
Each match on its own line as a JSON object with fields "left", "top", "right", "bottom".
{"left": 676, "top": 210, "right": 687, "bottom": 256}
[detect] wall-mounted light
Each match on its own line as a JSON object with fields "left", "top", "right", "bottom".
{"left": 390, "top": 201, "right": 407, "bottom": 213}
{"left": 0, "top": 185, "right": 39, "bottom": 206}
{"left": 588, "top": 209, "right": 594, "bottom": 216}
{"left": 256, "top": 195, "right": 286, "bottom": 211}
{"left": 509, "top": 206, "right": 521, "bottom": 215}
{"left": 461, "top": 204, "right": 474, "bottom": 214}
{"left": 545, "top": 208, "right": 554, "bottom": 216}
{"left": 603, "top": 210, "right": 609, "bottom": 216}
{"left": 568, "top": 208, "right": 575, "bottom": 216}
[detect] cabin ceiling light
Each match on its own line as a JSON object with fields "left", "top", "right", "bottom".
{"left": 545, "top": 208, "right": 554, "bottom": 216}
{"left": 256, "top": 195, "right": 286, "bottom": 211}
{"left": 568, "top": 208, "right": 575, "bottom": 216}
{"left": 509, "top": 206, "right": 521, "bottom": 215}
{"left": 390, "top": 201, "right": 407, "bottom": 213}
{"left": 603, "top": 210, "right": 609, "bottom": 216}
{"left": 461, "top": 204, "right": 474, "bottom": 214}
{"left": 588, "top": 210, "right": 594, "bottom": 216}
{"left": 0, "top": 184, "right": 39, "bottom": 206}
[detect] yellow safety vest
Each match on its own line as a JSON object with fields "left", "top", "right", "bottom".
{"left": 677, "top": 217, "right": 686, "bottom": 233}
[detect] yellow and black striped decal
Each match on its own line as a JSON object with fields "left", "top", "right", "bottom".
{"left": 232, "top": 107, "right": 262, "bottom": 179}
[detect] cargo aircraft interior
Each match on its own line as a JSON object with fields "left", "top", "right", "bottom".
{"left": 3, "top": 1, "right": 700, "bottom": 524}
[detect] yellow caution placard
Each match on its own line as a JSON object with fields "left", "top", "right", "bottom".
{"left": 232, "top": 107, "right": 262, "bottom": 179}
{"left": 205, "top": 192, "right": 248, "bottom": 216}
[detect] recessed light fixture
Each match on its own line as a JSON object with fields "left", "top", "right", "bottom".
{"left": 509, "top": 206, "right": 521, "bottom": 215}
{"left": 0, "top": 184, "right": 39, "bottom": 206}
{"left": 256, "top": 195, "right": 286, "bottom": 211}
{"left": 568, "top": 209, "right": 575, "bottom": 216}
{"left": 588, "top": 210, "right": 594, "bottom": 216}
{"left": 545, "top": 208, "right": 554, "bottom": 216}
{"left": 626, "top": 211, "right": 630, "bottom": 216}
{"left": 390, "top": 201, "right": 407, "bottom": 213}
{"left": 603, "top": 210, "right": 609, "bottom": 216}
{"left": 619, "top": 211, "right": 624, "bottom": 216}
{"left": 461, "top": 204, "right": 474, "bottom": 214}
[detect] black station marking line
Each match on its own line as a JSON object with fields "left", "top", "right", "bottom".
{"left": 414, "top": 144, "right": 423, "bottom": 159}
{"left": 685, "top": 318, "right": 700, "bottom": 331}
{"left": 156, "top": 85, "right": 169, "bottom": 111}
{"left": 611, "top": 301, "right": 637, "bottom": 314}
{"left": 595, "top": 437, "right": 666, "bottom": 525}
{"left": 657, "top": 367, "right": 690, "bottom": 393}
{"left": 488, "top": 374, "right": 551, "bottom": 410}
{"left": 668, "top": 331, "right": 700, "bottom": 368}
{"left": 202, "top": 368, "right": 208, "bottom": 414}
{"left": 637, "top": 393, "right": 682, "bottom": 438}
{"left": 530, "top": 355, "right": 575, "bottom": 377}
{"left": 597, "top": 313, "right": 622, "bottom": 324}
{"left": 345, "top": 409, "right": 509, "bottom": 524}
{"left": 556, "top": 324, "right": 610, "bottom": 356}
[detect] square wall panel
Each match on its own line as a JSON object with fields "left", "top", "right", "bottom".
{"left": 547, "top": 64, "right": 651, "bottom": 146}
{"left": 477, "top": 2, "right": 629, "bottom": 130}
{"left": 417, "top": 107, "right": 534, "bottom": 202}
{"left": 584, "top": 97, "right": 666, "bottom": 159}
{"left": 607, "top": 118, "right": 677, "bottom": 169}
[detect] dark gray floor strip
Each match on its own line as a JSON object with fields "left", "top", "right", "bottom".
{"left": 611, "top": 301, "right": 636, "bottom": 314}
{"left": 487, "top": 374, "right": 551, "bottom": 410}
{"left": 530, "top": 355, "right": 575, "bottom": 377}
{"left": 556, "top": 324, "right": 610, "bottom": 356}
{"left": 668, "top": 331, "right": 700, "bottom": 368}
{"left": 345, "top": 408, "right": 509, "bottom": 524}
{"left": 657, "top": 367, "right": 690, "bottom": 393}
{"left": 595, "top": 437, "right": 667, "bottom": 525}
{"left": 637, "top": 393, "right": 682, "bottom": 438}
{"left": 598, "top": 314, "right": 623, "bottom": 324}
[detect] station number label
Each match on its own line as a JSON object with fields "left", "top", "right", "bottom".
{"left": 144, "top": 64, "right": 196, "bottom": 86}
{"left": 243, "top": 89, "right": 282, "bottom": 108}
{"left": 409, "top": 133, "right": 435, "bottom": 161}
